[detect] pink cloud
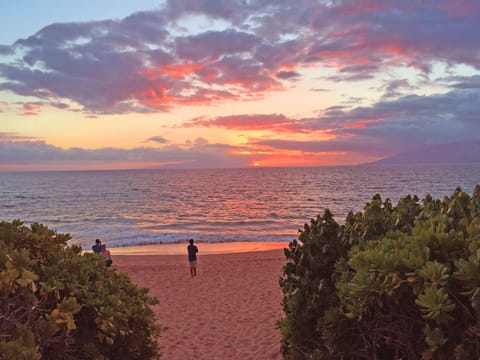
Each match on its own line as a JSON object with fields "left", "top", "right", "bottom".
{"left": 15, "top": 102, "right": 43, "bottom": 116}
{"left": 185, "top": 114, "right": 309, "bottom": 133}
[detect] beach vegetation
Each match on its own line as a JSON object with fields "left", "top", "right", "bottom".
{"left": 0, "top": 220, "right": 163, "bottom": 359}
{"left": 279, "top": 185, "right": 480, "bottom": 359}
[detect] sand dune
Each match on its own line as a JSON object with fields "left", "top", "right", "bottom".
{"left": 113, "top": 244, "right": 287, "bottom": 359}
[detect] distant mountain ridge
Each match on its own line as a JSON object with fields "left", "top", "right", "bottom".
{"left": 369, "top": 140, "right": 480, "bottom": 165}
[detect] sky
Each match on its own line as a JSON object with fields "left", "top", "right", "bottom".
{"left": 1, "top": 0, "right": 479, "bottom": 171}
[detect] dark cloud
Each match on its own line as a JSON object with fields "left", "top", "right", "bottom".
{"left": 276, "top": 70, "right": 300, "bottom": 79}
{"left": 253, "top": 40, "right": 304, "bottom": 69}
{"left": 307, "top": 88, "right": 480, "bottom": 149}
{"left": 337, "top": 64, "right": 380, "bottom": 81}
{"left": 208, "top": 55, "right": 282, "bottom": 91}
{"left": 250, "top": 137, "right": 389, "bottom": 156}
{"left": 381, "top": 79, "right": 411, "bottom": 98}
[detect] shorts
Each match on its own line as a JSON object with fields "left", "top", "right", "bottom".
{"left": 188, "top": 260, "right": 197, "bottom": 268}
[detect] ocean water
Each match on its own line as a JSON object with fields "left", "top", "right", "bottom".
{"left": 1, "top": 164, "right": 479, "bottom": 249}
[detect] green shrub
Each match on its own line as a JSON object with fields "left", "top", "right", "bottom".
{"left": 279, "top": 186, "right": 480, "bottom": 359}
{"left": 0, "top": 220, "right": 164, "bottom": 359}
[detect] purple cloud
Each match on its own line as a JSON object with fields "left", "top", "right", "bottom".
{"left": 0, "top": 135, "right": 251, "bottom": 168}
{"left": 175, "top": 30, "right": 258, "bottom": 61}
{"left": 0, "top": 0, "right": 478, "bottom": 115}
{"left": 276, "top": 70, "right": 300, "bottom": 79}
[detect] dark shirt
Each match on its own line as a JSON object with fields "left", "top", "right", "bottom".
{"left": 92, "top": 244, "right": 102, "bottom": 253}
{"left": 187, "top": 244, "right": 198, "bottom": 261}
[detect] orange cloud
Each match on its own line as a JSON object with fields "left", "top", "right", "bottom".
{"left": 140, "top": 60, "right": 210, "bottom": 80}
{"left": 385, "top": 42, "right": 407, "bottom": 56}
{"left": 139, "top": 87, "right": 176, "bottom": 107}
{"left": 159, "top": 62, "right": 207, "bottom": 78}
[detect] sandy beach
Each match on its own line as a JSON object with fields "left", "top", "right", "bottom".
{"left": 112, "top": 242, "right": 288, "bottom": 359}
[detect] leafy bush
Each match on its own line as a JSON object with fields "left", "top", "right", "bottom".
{"left": 0, "top": 220, "right": 163, "bottom": 359}
{"left": 279, "top": 186, "right": 480, "bottom": 359}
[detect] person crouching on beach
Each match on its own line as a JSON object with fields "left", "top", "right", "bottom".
{"left": 187, "top": 239, "right": 198, "bottom": 277}
{"left": 101, "top": 244, "right": 113, "bottom": 267}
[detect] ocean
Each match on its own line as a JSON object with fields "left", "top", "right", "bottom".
{"left": 1, "top": 164, "right": 479, "bottom": 249}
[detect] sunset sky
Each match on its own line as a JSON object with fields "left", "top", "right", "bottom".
{"left": 1, "top": 0, "right": 479, "bottom": 170}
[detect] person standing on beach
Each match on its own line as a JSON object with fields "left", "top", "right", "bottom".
{"left": 92, "top": 239, "right": 102, "bottom": 253}
{"left": 187, "top": 239, "right": 198, "bottom": 277}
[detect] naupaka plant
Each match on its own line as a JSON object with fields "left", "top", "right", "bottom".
{"left": 0, "top": 220, "right": 164, "bottom": 359}
{"left": 279, "top": 185, "right": 480, "bottom": 359}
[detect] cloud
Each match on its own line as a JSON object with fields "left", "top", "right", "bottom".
{"left": 0, "top": 1, "right": 478, "bottom": 114}
{"left": 184, "top": 113, "right": 308, "bottom": 133}
{"left": 193, "top": 137, "right": 209, "bottom": 146}
{"left": 166, "top": 0, "right": 249, "bottom": 24}
{"left": 308, "top": 88, "right": 480, "bottom": 152}
{"left": 17, "top": 102, "right": 43, "bottom": 116}
{"left": 184, "top": 86, "right": 480, "bottom": 157}
{"left": 0, "top": 132, "right": 39, "bottom": 141}
{"left": 2, "top": 82, "right": 479, "bottom": 168}
{"left": 0, "top": 45, "right": 12, "bottom": 55}
{"left": 309, "top": 0, "right": 480, "bottom": 75}
{"left": 448, "top": 74, "right": 480, "bottom": 89}
{"left": 381, "top": 79, "right": 412, "bottom": 98}
{"left": 146, "top": 136, "right": 169, "bottom": 144}
{"left": 175, "top": 30, "right": 258, "bottom": 62}
{"left": 0, "top": 135, "right": 251, "bottom": 169}
{"left": 276, "top": 70, "right": 300, "bottom": 79}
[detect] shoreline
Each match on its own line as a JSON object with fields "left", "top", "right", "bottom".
{"left": 108, "top": 241, "right": 289, "bottom": 256}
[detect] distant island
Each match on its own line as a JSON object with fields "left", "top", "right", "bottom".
{"left": 368, "top": 140, "right": 480, "bottom": 165}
